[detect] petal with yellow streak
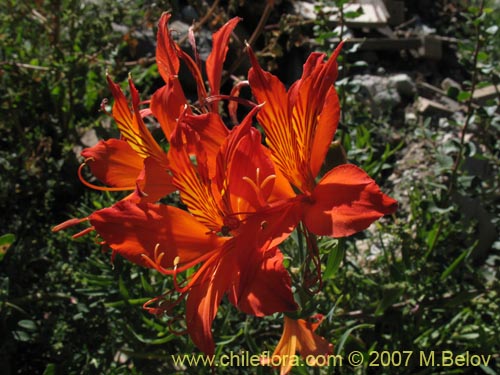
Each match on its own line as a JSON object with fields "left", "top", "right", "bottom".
{"left": 89, "top": 200, "right": 226, "bottom": 269}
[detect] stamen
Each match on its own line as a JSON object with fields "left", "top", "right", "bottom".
{"left": 242, "top": 176, "right": 266, "bottom": 207}
{"left": 155, "top": 252, "right": 165, "bottom": 267}
{"left": 154, "top": 243, "right": 161, "bottom": 260}
{"left": 52, "top": 217, "right": 88, "bottom": 232}
{"left": 242, "top": 176, "right": 261, "bottom": 198}
{"left": 141, "top": 245, "right": 215, "bottom": 277}
{"left": 260, "top": 174, "right": 276, "bottom": 192}
{"left": 78, "top": 162, "right": 136, "bottom": 192}
{"left": 72, "top": 226, "right": 95, "bottom": 239}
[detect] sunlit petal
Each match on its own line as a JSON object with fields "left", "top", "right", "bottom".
{"left": 156, "top": 13, "right": 180, "bottom": 82}
{"left": 303, "top": 164, "right": 398, "bottom": 237}
{"left": 150, "top": 77, "right": 189, "bottom": 142}
{"left": 206, "top": 17, "right": 241, "bottom": 100}
{"left": 89, "top": 200, "right": 226, "bottom": 268}
{"left": 81, "top": 139, "right": 143, "bottom": 188}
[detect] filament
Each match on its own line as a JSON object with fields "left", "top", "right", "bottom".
{"left": 78, "top": 161, "right": 136, "bottom": 192}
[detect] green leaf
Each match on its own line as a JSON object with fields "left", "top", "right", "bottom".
{"left": 374, "top": 284, "right": 405, "bottom": 316}
{"left": 457, "top": 91, "right": 472, "bottom": 102}
{"left": 335, "top": 324, "right": 373, "bottom": 355}
{"left": 43, "top": 364, "right": 56, "bottom": 375}
{"left": 18, "top": 319, "right": 37, "bottom": 332}
{"left": 323, "top": 239, "right": 344, "bottom": 280}
{"left": 118, "top": 275, "right": 130, "bottom": 300}
{"left": 126, "top": 324, "right": 176, "bottom": 345}
{"left": 440, "top": 245, "right": 475, "bottom": 280}
{"left": 477, "top": 51, "right": 489, "bottom": 62}
{"left": 140, "top": 273, "right": 154, "bottom": 294}
{"left": 13, "top": 330, "right": 31, "bottom": 342}
{"left": 0, "top": 233, "right": 15, "bottom": 261}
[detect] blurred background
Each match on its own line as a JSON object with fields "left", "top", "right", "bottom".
{"left": 0, "top": 0, "right": 499, "bottom": 374}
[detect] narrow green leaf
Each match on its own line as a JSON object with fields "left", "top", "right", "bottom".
{"left": 126, "top": 324, "right": 176, "bottom": 345}
{"left": 43, "top": 364, "right": 56, "bottom": 375}
{"left": 440, "top": 246, "right": 474, "bottom": 280}
{"left": 118, "top": 276, "right": 130, "bottom": 300}
{"left": 335, "top": 324, "right": 373, "bottom": 355}
{"left": 374, "top": 284, "right": 405, "bottom": 316}
{"left": 323, "top": 240, "right": 344, "bottom": 280}
{"left": 18, "top": 319, "right": 37, "bottom": 332}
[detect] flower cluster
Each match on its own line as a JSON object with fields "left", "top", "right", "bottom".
{"left": 53, "top": 13, "right": 397, "bottom": 372}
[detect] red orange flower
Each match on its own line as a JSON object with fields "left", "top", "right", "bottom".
{"left": 54, "top": 12, "right": 400, "bottom": 359}
{"left": 151, "top": 12, "right": 241, "bottom": 124}
{"left": 86, "top": 108, "right": 297, "bottom": 355}
{"left": 79, "top": 75, "right": 175, "bottom": 203}
{"left": 247, "top": 44, "right": 397, "bottom": 238}
{"left": 262, "top": 314, "right": 333, "bottom": 375}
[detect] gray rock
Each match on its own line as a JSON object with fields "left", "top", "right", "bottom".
{"left": 350, "top": 73, "right": 416, "bottom": 115}
{"left": 388, "top": 74, "right": 416, "bottom": 97}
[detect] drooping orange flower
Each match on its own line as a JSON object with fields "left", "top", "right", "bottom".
{"left": 53, "top": 75, "right": 177, "bottom": 238}
{"left": 247, "top": 43, "right": 397, "bottom": 238}
{"left": 85, "top": 108, "right": 298, "bottom": 355}
{"left": 79, "top": 75, "right": 175, "bottom": 203}
{"left": 150, "top": 12, "right": 241, "bottom": 128}
{"left": 262, "top": 314, "right": 333, "bottom": 375}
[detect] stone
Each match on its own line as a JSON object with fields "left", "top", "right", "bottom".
{"left": 388, "top": 73, "right": 417, "bottom": 97}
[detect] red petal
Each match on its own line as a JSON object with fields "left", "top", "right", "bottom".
{"left": 206, "top": 17, "right": 241, "bottom": 98}
{"left": 304, "top": 164, "right": 397, "bottom": 237}
{"left": 247, "top": 47, "right": 302, "bottom": 190}
{"left": 293, "top": 316, "right": 333, "bottom": 360}
{"left": 156, "top": 13, "right": 180, "bottom": 82}
{"left": 107, "top": 76, "right": 166, "bottom": 162}
{"left": 216, "top": 107, "right": 276, "bottom": 211}
{"left": 229, "top": 247, "right": 297, "bottom": 316}
{"left": 176, "top": 47, "right": 208, "bottom": 106}
{"left": 89, "top": 200, "right": 225, "bottom": 268}
{"left": 310, "top": 86, "right": 340, "bottom": 178}
{"left": 238, "top": 198, "right": 302, "bottom": 251}
{"left": 182, "top": 112, "right": 229, "bottom": 179}
{"left": 168, "top": 135, "right": 224, "bottom": 232}
{"left": 81, "top": 139, "right": 142, "bottom": 188}
{"left": 268, "top": 315, "right": 332, "bottom": 374}
{"left": 150, "top": 78, "right": 189, "bottom": 142}
{"left": 289, "top": 47, "right": 342, "bottom": 188}
{"left": 135, "top": 157, "right": 176, "bottom": 202}
{"left": 186, "top": 242, "right": 236, "bottom": 355}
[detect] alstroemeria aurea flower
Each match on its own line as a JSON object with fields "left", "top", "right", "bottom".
{"left": 262, "top": 315, "right": 333, "bottom": 375}
{"left": 151, "top": 12, "right": 241, "bottom": 125}
{"left": 86, "top": 109, "right": 297, "bottom": 355}
{"left": 80, "top": 75, "right": 175, "bottom": 202}
{"left": 168, "top": 105, "right": 293, "bottom": 230}
{"left": 247, "top": 43, "right": 397, "bottom": 238}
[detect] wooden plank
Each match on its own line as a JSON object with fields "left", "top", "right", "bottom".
{"left": 331, "top": 37, "right": 421, "bottom": 50}
{"left": 327, "top": 36, "right": 441, "bottom": 59}
{"left": 383, "top": 0, "right": 405, "bottom": 25}
{"left": 294, "top": 0, "right": 390, "bottom": 27}
{"left": 416, "top": 97, "right": 455, "bottom": 116}
{"left": 472, "top": 84, "right": 500, "bottom": 104}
